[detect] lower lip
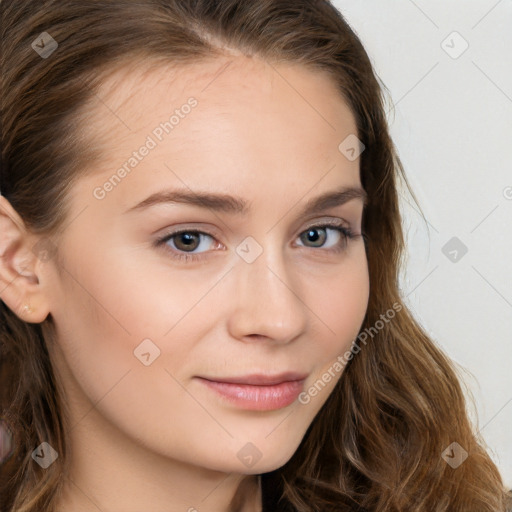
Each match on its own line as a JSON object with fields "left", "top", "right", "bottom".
{"left": 196, "top": 378, "right": 305, "bottom": 411}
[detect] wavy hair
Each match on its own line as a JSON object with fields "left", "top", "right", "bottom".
{"left": 1, "top": 0, "right": 510, "bottom": 510}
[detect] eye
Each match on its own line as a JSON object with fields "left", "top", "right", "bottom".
{"left": 295, "top": 223, "right": 357, "bottom": 253}
{"left": 155, "top": 221, "right": 361, "bottom": 263}
{"left": 155, "top": 230, "right": 219, "bottom": 262}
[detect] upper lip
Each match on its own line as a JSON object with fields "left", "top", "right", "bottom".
{"left": 197, "top": 372, "right": 308, "bottom": 386}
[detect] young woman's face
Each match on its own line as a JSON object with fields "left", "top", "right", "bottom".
{"left": 42, "top": 55, "right": 369, "bottom": 474}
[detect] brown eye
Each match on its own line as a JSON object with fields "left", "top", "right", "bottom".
{"left": 155, "top": 229, "right": 219, "bottom": 263}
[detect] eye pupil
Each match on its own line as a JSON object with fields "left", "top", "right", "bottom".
{"left": 181, "top": 233, "right": 195, "bottom": 244}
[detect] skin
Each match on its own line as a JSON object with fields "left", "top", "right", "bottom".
{"left": 0, "top": 54, "right": 369, "bottom": 511}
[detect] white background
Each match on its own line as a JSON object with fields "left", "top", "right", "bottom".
{"left": 333, "top": 0, "right": 512, "bottom": 488}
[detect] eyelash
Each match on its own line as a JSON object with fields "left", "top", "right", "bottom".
{"left": 154, "top": 221, "right": 361, "bottom": 263}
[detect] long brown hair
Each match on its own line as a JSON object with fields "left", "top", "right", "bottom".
{"left": 1, "top": 1, "right": 510, "bottom": 510}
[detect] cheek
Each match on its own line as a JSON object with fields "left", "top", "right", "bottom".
{"left": 298, "top": 259, "right": 369, "bottom": 412}
{"left": 48, "top": 240, "right": 230, "bottom": 423}
{"left": 299, "top": 249, "right": 369, "bottom": 392}
{"left": 309, "top": 250, "right": 369, "bottom": 352}
{"left": 48, "top": 252, "right": 213, "bottom": 461}
{"left": 47, "top": 245, "right": 166, "bottom": 408}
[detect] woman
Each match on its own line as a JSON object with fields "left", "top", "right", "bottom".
{"left": 0, "top": 1, "right": 510, "bottom": 510}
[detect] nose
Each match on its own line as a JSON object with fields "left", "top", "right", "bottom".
{"left": 226, "top": 242, "right": 308, "bottom": 344}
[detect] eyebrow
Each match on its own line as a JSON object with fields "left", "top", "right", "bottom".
{"left": 124, "top": 185, "right": 368, "bottom": 217}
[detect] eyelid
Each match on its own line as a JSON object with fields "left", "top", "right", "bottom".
{"left": 154, "top": 216, "right": 360, "bottom": 264}
{"left": 302, "top": 216, "right": 351, "bottom": 229}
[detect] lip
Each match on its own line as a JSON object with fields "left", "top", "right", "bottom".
{"left": 195, "top": 372, "right": 308, "bottom": 411}
{"left": 199, "top": 372, "right": 308, "bottom": 386}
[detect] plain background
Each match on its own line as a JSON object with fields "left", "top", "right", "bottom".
{"left": 332, "top": 0, "right": 512, "bottom": 488}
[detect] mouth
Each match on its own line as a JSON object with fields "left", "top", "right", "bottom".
{"left": 194, "top": 372, "right": 308, "bottom": 411}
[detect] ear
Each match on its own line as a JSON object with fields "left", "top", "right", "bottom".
{"left": 0, "top": 195, "right": 51, "bottom": 323}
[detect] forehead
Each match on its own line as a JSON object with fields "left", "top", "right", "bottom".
{"left": 81, "top": 54, "right": 358, "bottom": 155}
{"left": 71, "top": 55, "right": 361, "bottom": 215}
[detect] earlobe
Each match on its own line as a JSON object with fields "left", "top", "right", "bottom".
{"left": 0, "top": 195, "right": 49, "bottom": 323}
